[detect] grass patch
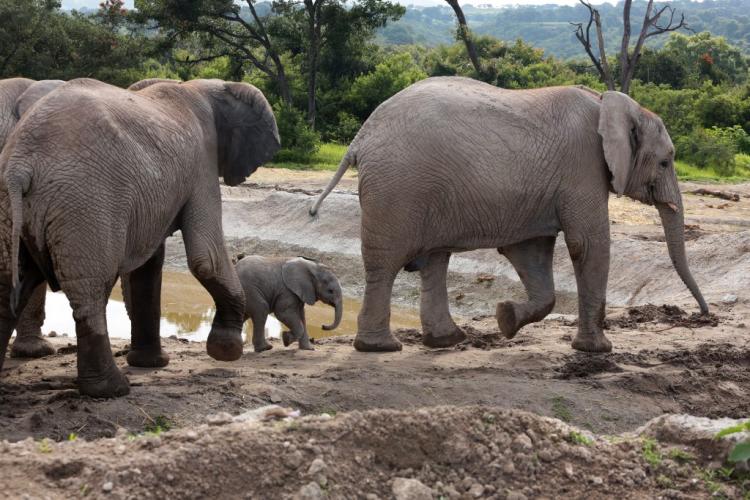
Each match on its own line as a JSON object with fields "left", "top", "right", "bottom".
{"left": 567, "top": 431, "right": 593, "bottom": 446}
{"left": 270, "top": 143, "right": 347, "bottom": 171}
{"left": 667, "top": 447, "right": 695, "bottom": 463}
{"left": 642, "top": 438, "right": 663, "bottom": 468}
{"left": 551, "top": 396, "right": 573, "bottom": 423}
{"left": 676, "top": 160, "right": 750, "bottom": 183}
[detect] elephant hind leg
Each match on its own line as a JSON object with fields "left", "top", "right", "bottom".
{"left": 63, "top": 278, "right": 129, "bottom": 398}
{"left": 11, "top": 282, "right": 55, "bottom": 358}
{"left": 123, "top": 244, "right": 169, "bottom": 368}
{"left": 354, "top": 255, "right": 402, "bottom": 352}
{"left": 419, "top": 252, "right": 466, "bottom": 348}
{"left": 497, "top": 236, "right": 557, "bottom": 339}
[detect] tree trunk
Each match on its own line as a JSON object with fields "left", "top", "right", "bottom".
{"left": 444, "top": 0, "right": 484, "bottom": 78}
{"left": 304, "top": 0, "right": 320, "bottom": 128}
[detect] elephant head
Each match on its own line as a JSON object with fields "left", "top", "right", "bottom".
{"left": 599, "top": 91, "right": 708, "bottom": 314}
{"left": 281, "top": 257, "right": 343, "bottom": 331}
{"left": 184, "top": 79, "right": 281, "bottom": 187}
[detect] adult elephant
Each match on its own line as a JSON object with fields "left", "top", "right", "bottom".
{"left": 0, "top": 78, "right": 280, "bottom": 397}
{"left": 0, "top": 77, "right": 176, "bottom": 361}
{"left": 310, "top": 76, "right": 707, "bottom": 353}
{"left": 0, "top": 78, "right": 64, "bottom": 359}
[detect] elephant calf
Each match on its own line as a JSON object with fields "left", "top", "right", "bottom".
{"left": 236, "top": 256, "right": 342, "bottom": 352}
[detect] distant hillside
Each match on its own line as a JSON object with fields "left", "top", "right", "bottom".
{"left": 379, "top": 0, "right": 750, "bottom": 58}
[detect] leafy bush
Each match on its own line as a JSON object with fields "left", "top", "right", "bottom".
{"left": 272, "top": 103, "right": 320, "bottom": 163}
{"left": 716, "top": 420, "right": 750, "bottom": 464}
{"left": 326, "top": 112, "right": 362, "bottom": 144}
{"left": 675, "top": 128, "right": 737, "bottom": 176}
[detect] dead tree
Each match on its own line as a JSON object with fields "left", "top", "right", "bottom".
{"left": 573, "top": 0, "right": 688, "bottom": 94}
{"left": 444, "top": 0, "right": 485, "bottom": 79}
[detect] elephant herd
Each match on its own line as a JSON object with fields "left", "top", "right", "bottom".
{"left": 0, "top": 75, "right": 708, "bottom": 399}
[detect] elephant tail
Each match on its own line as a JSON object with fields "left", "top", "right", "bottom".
{"left": 309, "top": 148, "right": 355, "bottom": 216}
{"left": 5, "top": 167, "right": 31, "bottom": 305}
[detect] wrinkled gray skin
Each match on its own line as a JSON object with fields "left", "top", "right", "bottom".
{"left": 0, "top": 78, "right": 64, "bottom": 359}
{"left": 0, "top": 78, "right": 174, "bottom": 361}
{"left": 236, "top": 256, "right": 342, "bottom": 352}
{"left": 311, "top": 77, "right": 707, "bottom": 353}
{"left": 0, "top": 78, "right": 280, "bottom": 397}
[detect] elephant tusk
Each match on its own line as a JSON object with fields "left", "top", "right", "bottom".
{"left": 667, "top": 202, "right": 679, "bottom": 213}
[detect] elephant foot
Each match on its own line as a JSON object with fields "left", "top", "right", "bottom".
{"left": 10, "top": 334, "right": 56, "bottom": 359}
{"left": 207, "top": 325, "right": 243, "bottom": 361}
{"left": 253, "top": 342, "right": 273, "bottom": 353}
{"left": 126, "top": 347, "right": 170, "bottom": 368}
{"left": 282, "top": 331, "right": 295, "bottom": 347}
{"left": 298, "top": 339, "right": 314, "bottom": 351}
{"left": 496, "top": 301, "right": 520, "bottom": 339}
{"left": 422, "top": 325, "right": 466, "bottom": 348}
{"left": 353, "top": 330, "right": 402, "bottom": 352}
{"left": 571, "top": 332, "right": 612, "bottom": 353}
{"left": 78, "top": 367, "right": 130, "bottom": 398}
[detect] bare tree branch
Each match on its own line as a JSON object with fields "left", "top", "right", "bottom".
{"left": 572, "top": 0, "right": 614, "bottom": 90}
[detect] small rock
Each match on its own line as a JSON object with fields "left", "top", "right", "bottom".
{"left": 589, "top": 476, "right": 603, "bottom": 486}
{"left": 269, "top": 393, "right": 282, "bottom": 404}
{"left": 206, "top": 412, "right": 233, "bottom": 425}
{"left": 102, "top": 482, "right": 113, "bottom": 493}
{"left": 392, "top": 477, "right": 433, "bottom": 500}
{"left": 47, "top": 331, "right": 57, "bottom": 338}
{"left": 537, "top": 449, "right": 554, "bottom": 462}
{"left": 501, "top": 460, "right": 515, "bottom": 475}
{"left": 294, "top": 482, "right": 323, "bottom": 500}
{"left": 468, "top": 483, "right": 485, "bottom": 498}
{"left": 722, "top": 294, "right": 738, "bottom": 305}
{"left": 512, "top": 433, "right": 533, "bottom": 452}
{"left": 308, "top": 458, "right": 327, "bottom": 475}
{"left": 185, "top": 430, "right": 198, "bottom": 441}
{"left": 564, "top": 462, "right": 574, "bottom": 478}
{"left": 506, "top": 491, "right": 527, "bottom": 500}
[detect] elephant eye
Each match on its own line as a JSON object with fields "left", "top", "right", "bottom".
{"left": 660, "top": 159, "right": 670, "bottom": 168}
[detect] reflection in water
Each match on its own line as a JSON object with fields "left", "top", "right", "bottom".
{"left": 37, "top": 271, "right": 420, "bottom": 343}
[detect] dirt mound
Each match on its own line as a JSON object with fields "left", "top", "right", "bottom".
{"left": 555, "top": 354, "right": 624, "bottom": 379}
{"left": 606, "top": 304, "right": 720, "bottom": 330}
{"left": 0, "top": 406, "right": 743, "bottom": 499}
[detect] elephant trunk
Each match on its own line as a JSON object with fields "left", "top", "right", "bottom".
{"left": 657, "top": 201, "right": 709, "bottom": 315}
{"left": 322, "top": 299, "right": 342, "bottom": 331}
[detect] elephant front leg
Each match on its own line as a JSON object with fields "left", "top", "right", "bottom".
{"left": 566, "top": 233, "right": 612, "bottom": 353}
{"left": 181, "top": 203, "right": 245, "bottom": 362}
{"left": 122, "top": 244, "right": 169, "bottom": 368}
{"left": 497, "top": 236, "right": 556, "bottom": 339}
{"left": 419, "top": 252, "right": 466, "bottom": 348}
{"left": 276, "top": 305, "right": 313, "bottom": 351}
{"left": 10, "top": 283, "right": 55, "bottom": 358}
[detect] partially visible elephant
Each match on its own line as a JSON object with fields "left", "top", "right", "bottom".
{"left": 0, "top": 78, "right": 280, "bottom": 397}
{"left": 310, "top": 76, "right": 707, "bottom": 354}
{"left": 0, "top": 77, "right": 176, "bottom": 361}
{"left": 0, "top": 78, "right": 64, "bottom": 359}
{"left": 235, "top": 255, "right": 343, "bottom": 352}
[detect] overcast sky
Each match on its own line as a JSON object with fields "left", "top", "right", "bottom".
{"left": 62, "top": 0, "right": 619, "bottom": 10}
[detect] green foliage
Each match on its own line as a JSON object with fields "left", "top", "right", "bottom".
{"left": 716, "top": 420, "right": 750, "bottom": 464}
{"left": 144, "top": 415, "right": 173, "bottom": 435}
{"left": 347, "top": 52, "right": 426, "bottom": 120}
{"left": 642, "top": 438, "right": 663, "bottom": 468}
{"left": 326, "top": 112, "right": 361, "bottom": 144}
{"left": 37, "top": 438, "right": 52, "bottom": 454}
{"left": 551, "top": 396, "right": 572, "bottom": 423}
{"left": 667, "top": 448, "right": 695, "bottom": 463}
{"left": 566, "top": 431, "right": 592, "bottom": 446}
{"left": 273, "top": 103, "right": 321, "bottom": 163}
{"left": 271, "top": 143, "right": 346, "bottom": 171}
{"left": 675, "top": 128, "right": 738, "bottom": 176}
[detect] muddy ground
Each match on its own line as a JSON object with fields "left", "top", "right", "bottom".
{"left": 2, "top": 169, "right": 750, "bottom": 498}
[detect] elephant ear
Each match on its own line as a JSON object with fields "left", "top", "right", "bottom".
{"left": 282, "top": 258, "right": 317, "bottom": 306}
{"left": 217, "top": 82, "right": 281, "bottom": 186}
{"left": 598, "top": 91, "right": 641, "bottom": 196}
{"left": 127, "top": 78, "right": 180, "bottom": 91}
{"left": 13, "top": 80, "right": 64, "bottom": 120}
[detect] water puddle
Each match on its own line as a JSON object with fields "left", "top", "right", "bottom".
{"left": 35, "top": 271, "right": 421, "bottom": 343}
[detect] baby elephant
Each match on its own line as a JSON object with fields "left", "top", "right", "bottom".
{"left": 236, "top": 256, "right": 343, "bottom": 351}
